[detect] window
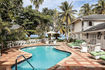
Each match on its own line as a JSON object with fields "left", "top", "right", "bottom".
{"left": 82, "top": 21, "right": 84, "bottom": 26}
{"left": 69, "top": 29, "right": 71, "bottom": 32}
{"left": 82, "top": 21, "right": 84, "bottom": 31}
{"left": 104, "top": 32, "right": 105, "bottom": 39}
{"left": 88, "top": 21, "right": 92, "bottom": 26}
{"left": 97, "top": 32, "right": 102, "bottom": 39}
{"left": 86, "top": 33, "right": 88, "bottom": 39}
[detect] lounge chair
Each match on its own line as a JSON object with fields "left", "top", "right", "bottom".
{"left": 90, "top": 51, "right": 105, "bottom": 59}
{"left": 100, "top": 55, "right": 105, "bottom": 59}
{"left": 99, "top": 55, "right": 105, "bottom": 64}
{"left": 68, "top": 43, "right": 80, "bottom": 48}
{"left": 100, "top": 55, "right": 105, "bottom": 62}
{"left": 68, "top": 40, "right": 85, "bottom": 49}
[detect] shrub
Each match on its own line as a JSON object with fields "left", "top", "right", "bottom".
{"left": 57, "top": 39, "right": 65, "bottom": 42}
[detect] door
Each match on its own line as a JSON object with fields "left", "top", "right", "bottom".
{"left": 90, "top": 33, "right": 96, "bottom": 44}
{"left": 102, "top": 32, "right": 105, "bottom": 49}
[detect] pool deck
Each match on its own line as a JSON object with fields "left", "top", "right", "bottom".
{"left": 0, "top": 42, "right": 105, "bottom": 70}
{"left": 0, "top": 43, "right": 44, "bottom": 70}
{"left": 49, "top": 42, "right": 105, "bottom": 70}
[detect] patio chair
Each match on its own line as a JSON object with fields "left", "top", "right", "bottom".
{"left": 90, "top": 51, "right": 105, "bottom": 59}
{"left": 46, "top": 40, "right": 49, "bottom": 44}
{"left": 94, "top": 43, "right": 101, "bottom": 52}
{"left": 35, "top": 40, "right": 37, "bottom": 43}
{"left": 80, "top": 42, "right": 88, "bottom": 53}
{"left": 53, "top": 40, "right": 56, "bottom": 44}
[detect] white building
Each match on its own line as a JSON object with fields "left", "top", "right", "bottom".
{"left": 70, "top": 14, "right": 105, "bottom": 49}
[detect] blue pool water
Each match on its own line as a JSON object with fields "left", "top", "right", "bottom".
{"left": 12, "top": 46, "right": 71, "bottom": 70}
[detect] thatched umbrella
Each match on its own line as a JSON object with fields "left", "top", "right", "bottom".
{"left": 47, "top": 31, "right": 59, "bottom": 40}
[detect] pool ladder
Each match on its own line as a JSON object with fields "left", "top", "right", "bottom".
{"left": 15, "top": 55, "right": 35, "bottom": 70}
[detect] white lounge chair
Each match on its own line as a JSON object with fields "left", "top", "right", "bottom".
{"left": 46, "top": 41, "right": 49, "bottom": 44}
{"left": 53, "top": 40, "right": 56, "bottom": 44}
{"left": 80, "top": 42, "right": 88, "bottom": 53}
{"left": 94, "top": 43, "right": 101, "bottom": 52}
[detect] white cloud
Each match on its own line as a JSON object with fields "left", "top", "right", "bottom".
{"left": 23, "top": 0, "right": 98, "bottom": 13}
{"left": 23, "top": 0, "right": 32, "bottom": 7}
{"left": 39, "top": 0, "right": 73, "bottom": 11}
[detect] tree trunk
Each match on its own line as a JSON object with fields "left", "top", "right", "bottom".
{"left": 1, "top": 42, "right": 4, "bottom": 56}
{"left": 27, "top": 34, "right": 30, "bottom": 38}
{"left": 55, "top": 36, "right": 58, "bottom": 39}
{"left": 66, "top": 17, "right": 69, "bottom": 42}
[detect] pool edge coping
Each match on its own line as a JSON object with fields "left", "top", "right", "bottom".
{"left": 11, "top": 44, "right": 72, "bottom": 70}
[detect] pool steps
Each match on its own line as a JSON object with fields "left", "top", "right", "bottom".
{"left": 15, "top": 55, "right": 35, "bottom": 70}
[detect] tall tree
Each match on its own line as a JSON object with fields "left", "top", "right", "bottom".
{"left": 0, "top": 0, "right": 23, "bottom": 22}
{"left": 42, "top": 8, "right": 55, "bottom": 16}
{"left": 92, "top": 0, "right": 105, "bottom": 14}
{"left": 0, "top": 0, "right": 27, "bottom": 55}
{"left": 52, "top": 9, "right": 59, "bottom": 32}
{"left": 30, "top": 0, "right": 44, "bottom": 11}
{"left": 0, "top": 18, "right": 11, "bottom": 55}
{"left": 79, "top": 3, "right": 92, "bottom": 16}
{"left": 21, "top": 5, "right": 52, "bottom": 38}
{"left": 59, "top": 1, "right": 76, "bottom": 42}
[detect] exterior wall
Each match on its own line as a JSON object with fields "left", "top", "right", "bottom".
{"left": 72, "top": 33, "right": 82, "bottom": 40}
{"left": 70, "top": 21, "right": 83, "bottom": 40}
{"left": 74, "top": 21, "right": 82, "bottom": 32}
{"left": 100, "top": 32, "right": 105, "bottom": 49}
{"left": 82, "top": 33, "right": 90, "bottom": 43}
{"left": 70, "top": 19, "right": 105, "bottom": 46}
{"left": 83, "top": 32, "right": 105, "bottom": 49}
{"left": 83, "top": 21, "right": 92, "bottom": 31}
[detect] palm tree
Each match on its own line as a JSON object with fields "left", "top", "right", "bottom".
{"left": 0, "top": 0, "right": 4, "bottom": 2}
{"left": 57, "top": 19, "right": 66, "bottom": 34}
{"left": 59, "top": 1, "right": 76, "bottom": 42}
{"left": 79, "top": 3, "right": 92, "bottom": 16}
{"left": 92, "top": 0, "right": 105, "bottom": 14}
{"left": 30, "top": 0, "right": 44, "bottom": 11}
{"left": 42, "top": 8, "right": 55, "bottom": 16}
{"left": 53, "top": 9, "right": 59, "bottom": 32}
{"left": 42, "top": 8, "right": 49, "bottom": 14}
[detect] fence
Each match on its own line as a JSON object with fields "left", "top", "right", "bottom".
{"left": 6, "top": 39, "right": 42, "bottom": 48}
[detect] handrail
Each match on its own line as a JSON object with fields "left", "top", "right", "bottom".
{"left": 15, "top": 55, "right": 34, "bottom": 70}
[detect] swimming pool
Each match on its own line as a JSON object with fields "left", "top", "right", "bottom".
{"left": 12, "top": 46, "right": 71, "bottom": 70}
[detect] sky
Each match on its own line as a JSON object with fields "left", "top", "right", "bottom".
{"left": 23, "top": 0, "right": 98, "bottom": 17}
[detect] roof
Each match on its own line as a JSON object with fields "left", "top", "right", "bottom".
{"left": 72, "top": 14, "right": 105, "bottom": 24}
{"left": 82, "top": 14, "right": 105, "bottom": 20}
{"left": 84, "top": 23, "right": 105, "bottom": 32}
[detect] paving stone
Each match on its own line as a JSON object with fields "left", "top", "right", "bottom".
{"left": 66, "top": 62, "right": 77, "bottom": 65}
{"left": 1, "top": 42, "right": 105, "bottom": 70}
{"left": 80, "top": 62, "right": 91, "bottom": 64}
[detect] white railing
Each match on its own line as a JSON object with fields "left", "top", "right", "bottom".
{"left": 6, "top": 39, "right": 42, "bottom": 48}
